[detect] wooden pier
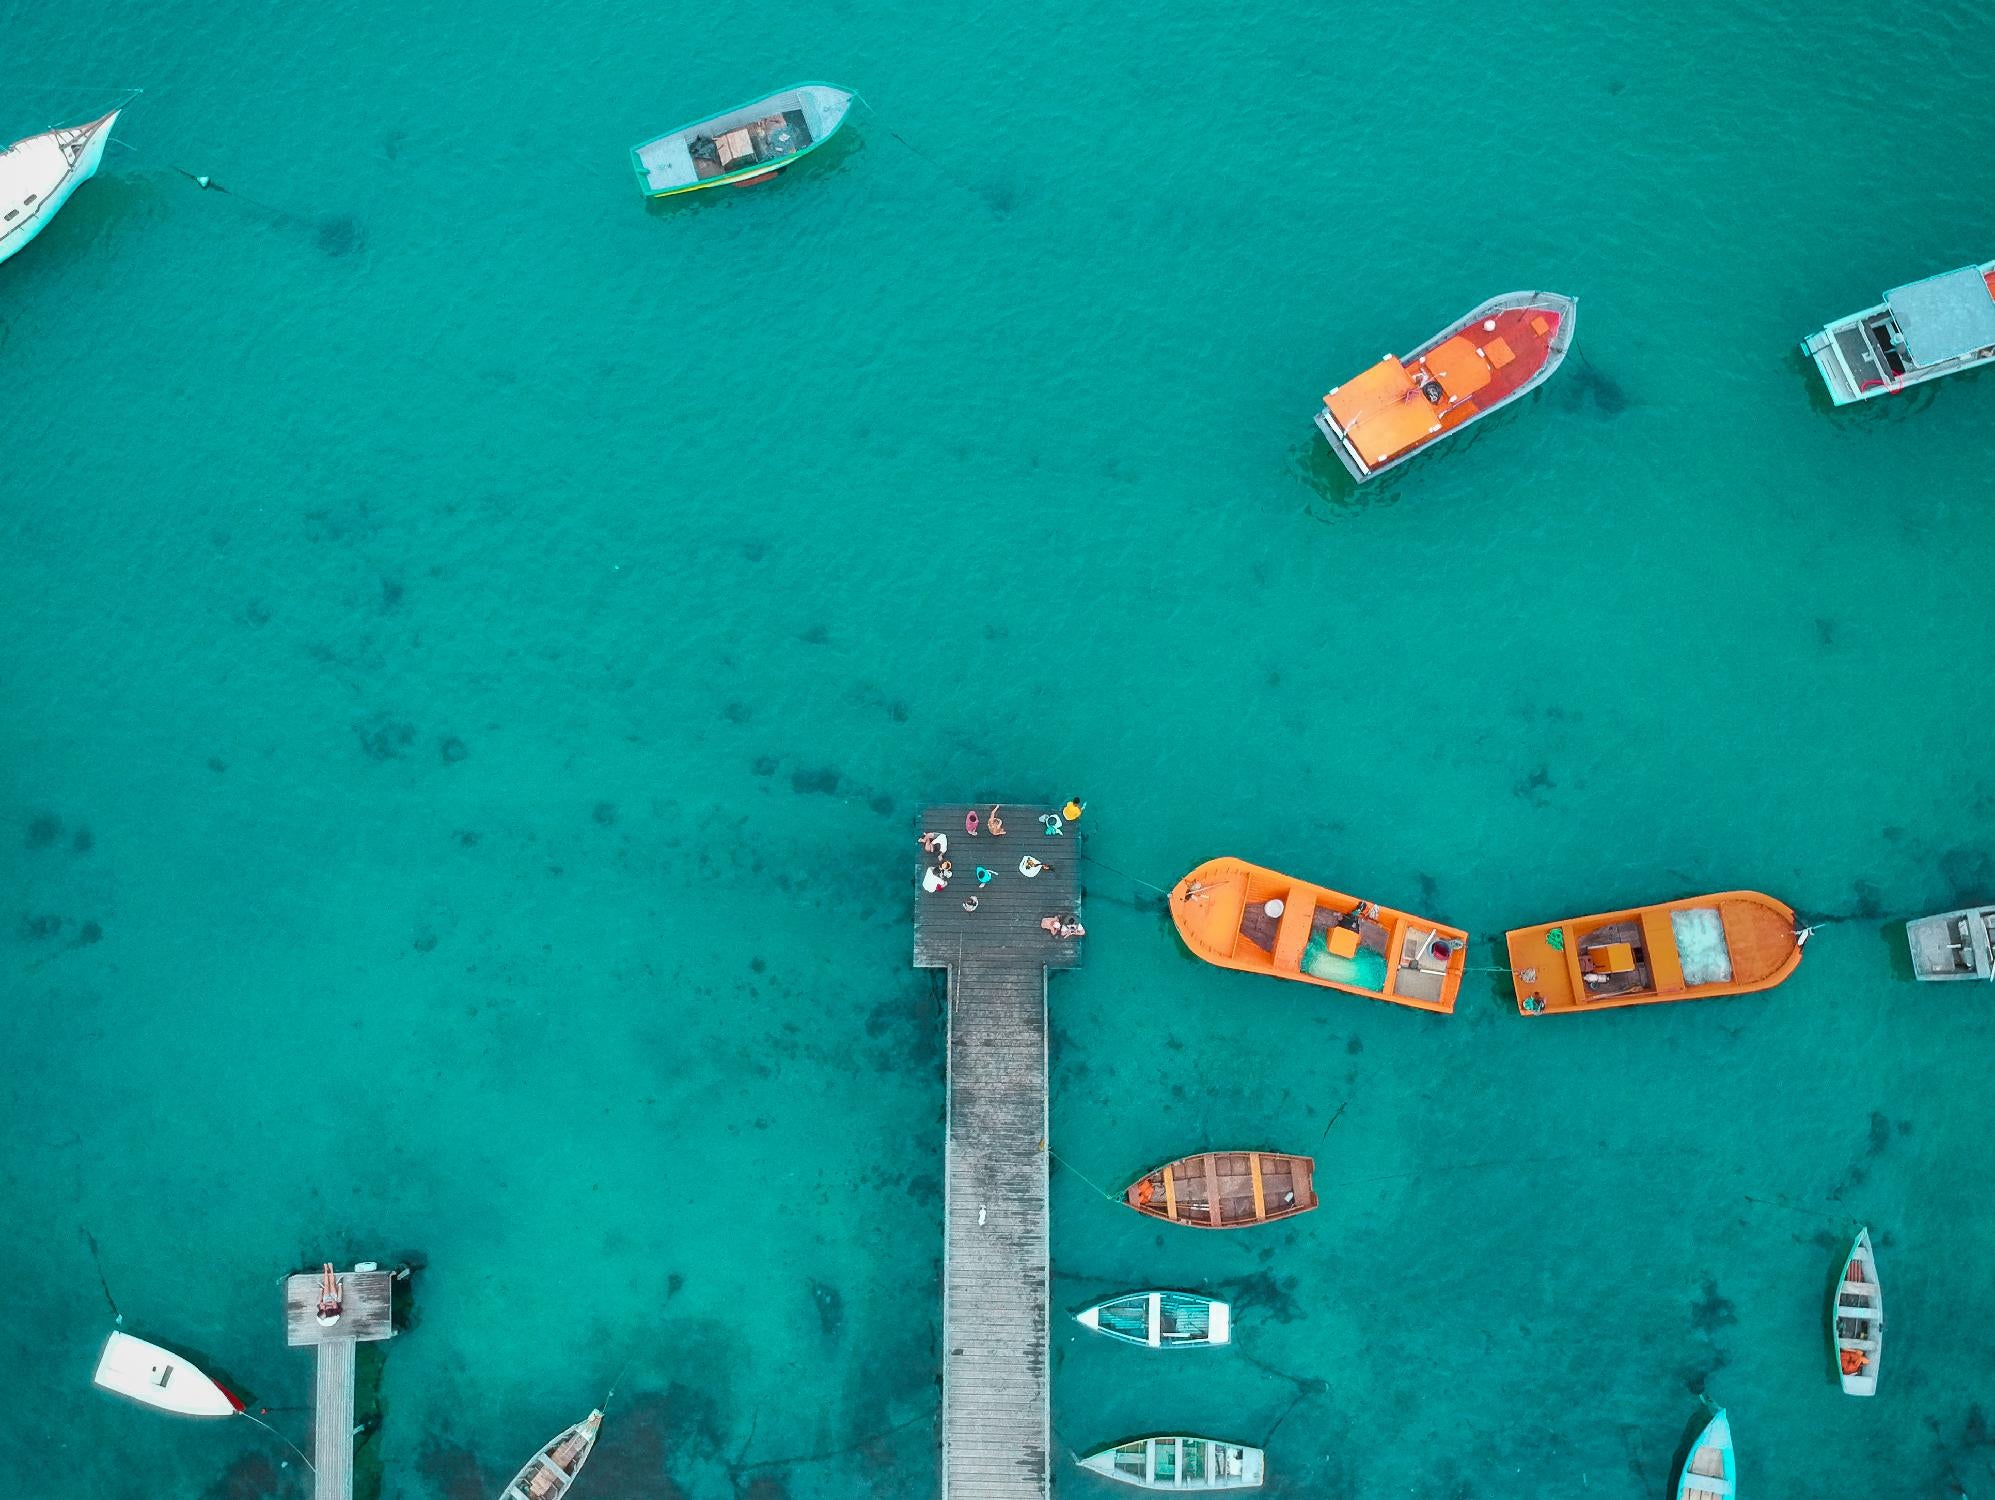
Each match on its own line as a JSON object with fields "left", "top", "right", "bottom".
{"left": 285, "top": 1264, "right": 396, "bottom": 1500}
{"left": 913, "top": 803, "right": 1083, "bottom": 1500}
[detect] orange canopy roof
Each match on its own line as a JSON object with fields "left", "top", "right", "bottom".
{"left": 1324, "top": 357, "right": 1442, "bottom": 466}
{"left": 1422, "top": 335, "right": 1492, "bottom": 401}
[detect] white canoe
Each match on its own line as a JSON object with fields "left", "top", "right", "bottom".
{"left": 501, "top": 1409, "right": 603, "bottom": 1500}
{"left": 92, "top": 1331, "right": 241, "bottom": 1418}
{"left": 1833, "top": 1228, "right": 1884, "bottom": 1396}
{"left": 1078, "top": 1436, "right": 1263, "bottom": 1490}
{"left": 0, "top": 109, "right": 120, "bottom": 268}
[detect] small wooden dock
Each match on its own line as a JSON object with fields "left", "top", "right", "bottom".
{"left": 285, "top": 1265, "right": 396, "bottom": 1500}
{"left": 914, "top": 803, "right": 1083, "bottom": 1500}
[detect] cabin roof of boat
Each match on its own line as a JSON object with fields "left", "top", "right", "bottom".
{"left": 1885, "top": 265, "right": 1995, "bottom": 367}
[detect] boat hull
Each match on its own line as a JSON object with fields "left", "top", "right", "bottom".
{"left": 1802, "top": 260, "right": 1995, "bottom": 405}
{"left": 0, "top": 109, "right": 120, "bottom": 268}
{"left": 1508, "top": 891, "right": 1803, "bottom": 1016}
{"left": 92, "top": 1332, "right": 240, "bottom": 1418}
{"left": 1076, "top": 1291, "right": 1231, "bottom": 1348}
{"left": 1832, "top": 1229, "right": 1883, "bottom": 1395}
{"left": 1675, "top": 1409, "right": 1733, "bottom": 1500}
{"left": 1905, "top": 906, "right": 1995, "bottom": 980}
{"left": 1078, "top": 1436, "right": 1265, "bottom": 1490}
{"left": 502, "top": 1410, "right": 602, "bottom": 1500}
{"left": 1315, "top": 291, "right": 1577, "bottom": 482}
{"left": 1125, "top": 1152, "right": 1315, "bottom": 1230}
{"left": 631, "top": 83, "right": 852, "bottom": 199}
{"left": 1171, "top": 857, "right": 1467, "bottom": 1013}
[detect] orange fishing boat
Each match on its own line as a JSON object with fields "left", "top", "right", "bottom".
{"left": 1170, "top": 857, "right": 1468, "bottom": 1013}
{"left": 1314, "top": 291, "right": 1577, "bottom": 482}
{"left": 1125, "top": 1151, "right": 1316, "bottom": 1230}
{"left": 1507, "top": 891, "right": 1806, "bottom": 1016}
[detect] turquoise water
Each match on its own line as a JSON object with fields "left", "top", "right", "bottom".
{"left": 5, "top": 0, "right": 1995, "bottom": 1493}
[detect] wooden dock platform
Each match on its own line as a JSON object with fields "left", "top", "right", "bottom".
{"left": 285, "top": 1265, "right": 396, "bottom": 1500}
{"left": 913, "top": 803, "right": 1083, "bottom": 1500}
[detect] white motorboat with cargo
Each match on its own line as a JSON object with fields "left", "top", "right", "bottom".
{"left": 1802, "top": 259, "right": 1995, "bottom": 404}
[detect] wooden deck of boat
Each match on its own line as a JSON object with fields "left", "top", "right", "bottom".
{"left": 284, "top": 1266, "right": 396, "bottom": 1500}
{"left": 913, "top": 803, "right": 1083, "bottom": 1500}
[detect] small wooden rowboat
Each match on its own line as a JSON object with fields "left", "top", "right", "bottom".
{"left": 1508, "top": 891, "right": 1805, "bottom": 1016}
{"left": 1126, "top": 1152, "right": 1315, "bottom": 1230}
{"left": 1078, "top": 1435, "right": 1264, "bottom": 1490}
{"left": 91, "top": 1331, "right": 242, "bottom": 1417}
{"left": 630, "top": 84, "right": 853, "bottom": 198}
{"left": 1077, "top": 1291, "right": 1232, "bottom": 1349}
{"left": 1675, "top": 1409, "right": 1733, "bottom": 1500}
{"left": 1832, "top": 1228, "right": 1883, "bottom": 1396}
{"left": 1314, "top": 291, "right": 1576, "bottom": 482}
{"left": 501, "top": 1410, "right": 603, "bottom": 1500}
{"left": 1171, "top": 858, "right": 1467, "bottom": 1013}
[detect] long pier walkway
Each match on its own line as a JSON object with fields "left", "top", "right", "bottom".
{"left": 285, "top": 1264, "right": 396, "bottom": 1500}
{"left": 913, "top": 803, "right": 1084, "bottom": 1500}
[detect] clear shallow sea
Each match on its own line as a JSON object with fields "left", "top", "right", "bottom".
{"left": 4, "top": 0, "right": 1994, "bottom": 1495}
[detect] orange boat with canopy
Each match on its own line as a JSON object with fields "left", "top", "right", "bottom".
{"left": 1170, "top": 857, "right": 1468, "bottom": 1013}
{"left": 1507, "top": 890, "right": 1807, "bottom": 1016}
{"left": 1315, "top": 291, "right": 1576, "bottom": 482}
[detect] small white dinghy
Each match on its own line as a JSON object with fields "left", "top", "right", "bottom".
{"left": 501, "top": 1409, "right": 603, "bottom": 1500}
{"left": 1833, "top": 1228, "right": 1884, "bottom": 1396}
{"left": 0, "top": 108, "right": 121, "bottom": 268}
{"left": 1077, "top": 1291, "right": 1232, "bottom": 1349}
{"left": 1078, "top": 1436, "right": 1264, "bottom": 1490}
{"left": 1675, "top": 1408, "right": 1734, "bottom": 1500}
{"left": 92, "top": 1331, "right": 242, "bottom": 1417}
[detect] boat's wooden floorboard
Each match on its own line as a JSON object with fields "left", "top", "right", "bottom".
{"left": 914, "top": 804, "right": 1083, "bottom": 1500}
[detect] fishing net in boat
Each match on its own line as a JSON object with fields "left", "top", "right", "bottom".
{"left": 1301, "top": 932, "right": 1388, "bottom": 989}
{"left": 1671, "top": 908, "right": 1734, "bottom": 986}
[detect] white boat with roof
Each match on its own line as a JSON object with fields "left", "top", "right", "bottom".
{"left": 1078, "top": 1436, "right": 1264, "bottom": 1490}
{"left": 630, "top": 84, "right": 853, "bottom": 199}
{"left": 1906, "top": 904, "right": 1995, "bottom": 981}
{"left": 1802, "top": 259, "right": 1995, "bottom": 404}
{"left": 1, "top": 107, "right": 121, "bottom": 268}
{"left": 92, "top": 1330, "right": 242, "bottom": 1417}
{"left": 1076, "top": 1290, "right": 1231, "bottom": 1348}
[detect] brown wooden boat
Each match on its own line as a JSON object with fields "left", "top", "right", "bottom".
{"left": 1125, "top": 1151, "right": 1316, "bottom": 1230}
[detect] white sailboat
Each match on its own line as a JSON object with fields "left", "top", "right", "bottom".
{"left": 0, "top": 108, "right": 121, "bottom": 268}
{"left": 92, "top": 1331, "right": 242, "bottom": 1417}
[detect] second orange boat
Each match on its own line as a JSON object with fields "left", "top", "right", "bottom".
{"left": 1507, "top": 890, "right": 1806, "bottom": 1016}
{"left": 1170, "top": 857, "right": 1468, "bottom": 1013}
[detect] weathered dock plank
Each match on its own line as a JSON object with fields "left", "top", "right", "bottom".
{"left": 914, "top": 803, "right": 1083, "bottom": 1500}
{"left": 313, "top": 1338, "right": 355, "bottom": 1500}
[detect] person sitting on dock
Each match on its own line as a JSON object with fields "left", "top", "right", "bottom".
{"left": 987, "top": 806, "right": 1005, "bottom": 836}
{"left": 1062, "top": 798, "right": 1086, "bottom": 823}
{"left": 1019, "top": 855, "right": 1047, "bottom": 878}
{"left": 1039, "top": 813, "right": 1064, "bottom": 836}
{"left": 923, "top": 865, "right": 950, "bottom": 893}
{"left": 919, "top": 831, "right": 948, "bottom": 856}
